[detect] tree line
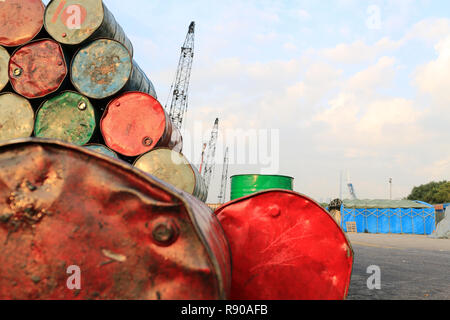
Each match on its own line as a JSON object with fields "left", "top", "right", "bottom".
{"left": 407, "top": 181, "right": 450, "bottom": 204}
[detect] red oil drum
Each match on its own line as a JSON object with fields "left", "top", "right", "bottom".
{"left": 101, "top": 92, "right": 183, "bottom": 157}
{"left": 215, "top": 190, "right": 354, "bottom": 300}
{"left": 0, "top": 139, "right": 230, "bottom": 300}
{"left": 0, "top": 0, "right": 45, "bottom": 47}
{"left": 9, "top": 39, "right": 67, "bottom": 99}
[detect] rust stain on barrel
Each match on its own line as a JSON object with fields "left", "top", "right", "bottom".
{"left": 71, "top": 39, "right": 132, "bottom": 100}
{"left": 0, "top": 0, "right": 44, "bottom": 47}
{"left": 9, "top": 39, "right": 67, "bottom": 99}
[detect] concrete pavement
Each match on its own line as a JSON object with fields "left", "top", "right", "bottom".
{"left": 346, "top": 233, "right": 450, "bottom": 300}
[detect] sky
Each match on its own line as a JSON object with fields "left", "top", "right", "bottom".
{"left": 46, "top": 0, "right": 450, "bottom": 203}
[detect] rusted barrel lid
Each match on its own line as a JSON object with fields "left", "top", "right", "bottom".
{"left": 215, "top": 190, "right": 354, "bottom": 300}
{"left": 135, "top": 148, "right": 207, "bottom": 202}
{"left": 0, "top": 93, "right": 34, "bottom": 142}
{"left": 85, "top": 144, "right": 119, "bottom": 159}
{"left": 44, "top": 0, "right": 133, "bottom": 55}
{"left": 71, "top": 38, "right": 132, "bottom": 99}
{"left": 101, "top": 92, "right": 168, "bottom": 157}
{"left": 0, "top": 46, "right": 9, "bottom": 91}
{"left": 9, "top": 39, "right": 67, "bottom": 99}
{"left": 34, "top": 91, "right": 96, "bottom": 145}
{"left": 0, "top": 0, "right": 44, "bottom": 47}
{"left": 0, "top": 139, "right": 231, "bottom": 300}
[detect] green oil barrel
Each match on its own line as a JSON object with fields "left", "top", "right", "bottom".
{"left": 34, "top": 91, "right": 96, "bottom": 146}
{"left": 230, "top": 174, "right": 294, "bottom": 200}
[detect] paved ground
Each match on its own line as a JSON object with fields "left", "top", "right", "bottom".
{"left": 346, "top": 233, "right": 450, "bottom": 300}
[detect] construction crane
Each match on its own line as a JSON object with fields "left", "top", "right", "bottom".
{"left": 218, "top": 147, "right": 229, "bottom": 203}
{"left": 199, "top": 143, "right": 207, "bottom": 174}
{"left": 347, "top": 172, "right": 358, "bottom": 200}
{"left": 166, "top": 21, "right": 195, "bottom": 130}
{"left": 202, "top": 118, "right": 219, "bottom": 194}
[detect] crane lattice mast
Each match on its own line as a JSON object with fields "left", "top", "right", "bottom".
{"left": 202, "top": 118, "right": 219, "bottom": 194}
{"left": 347, "top": 172, "right": 358, "bottom": 200}
{"left": 167, "top": 21, "right": 195, "bottom": 130}
{"left": 218, "top": 147, "right": 229, "bottom": 203}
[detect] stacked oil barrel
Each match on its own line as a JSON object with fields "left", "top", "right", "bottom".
{"left": 0, "top": 0, "right": 221, "bottom": 300}
{"left": 0, "top": 0, "right": 206, "bottom": 202}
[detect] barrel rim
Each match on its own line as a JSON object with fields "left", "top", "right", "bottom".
{"left": 70, "top": 37, "right": 133, "bottom": 100}
{"left": 44, "top": 0, "right": 105, "bottom": 46}
{"left": 8, "top": 38, "right": 68, "bottom": 99}
{"left": 230, "top": 174, "right": 294, "bottom": 180}
{"left": 0, "top": 137, "right": 230, "bottom": 299}
{"left": 0, "top": 0, "right": 45, "bottom": 48}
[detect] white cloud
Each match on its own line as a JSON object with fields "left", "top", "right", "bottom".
{"left": 415, "top": 35, "right": 450, "bottom": 108}
{"left": 294, "top": 9, "right": 311, "bottom": 20}
{"left": 405, "top": 18, "right": 450, "bottom": 44}
{"left": 321, "top": 38, "right": 402, "bottom": 64}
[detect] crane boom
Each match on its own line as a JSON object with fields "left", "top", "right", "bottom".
{"left": 167, "top": 22, "right": 195, "bottom": 130}
{"left": 218, "top": 147, "right": 229, "bottom": 203}
{"left": 202, "top": 118, "right": 219, "bottom": 195}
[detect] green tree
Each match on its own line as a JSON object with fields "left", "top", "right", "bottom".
{"left": 407, "top": 181, "right": 450, "bottom": 204}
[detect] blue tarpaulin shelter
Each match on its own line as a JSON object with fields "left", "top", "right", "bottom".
{"left": 341, "top": 200, "right": 436, "bottom": 235}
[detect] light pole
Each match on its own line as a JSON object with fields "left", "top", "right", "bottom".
{"left": 389, "top": 178, "right": 392, "bottom": 200}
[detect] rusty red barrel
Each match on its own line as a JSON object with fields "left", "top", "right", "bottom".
{"left": 0, "top": 139, "right": 231, "bottom": 300}
{"left": 44, "top": 0, "right": 133, "bottom": 55}
{"left": 0, "top": 92, "right": 35, "bottom": 142}
{"left": 9, "top": 39, "right": 68, "bottom": 99}
{"left": 0, "top": 0, "right": 45, "bottom": 47}
{"left": 34, "top": 91, "right": 96, "bottom": 145}
{"left": 215, "top": 190, "right": 354, "bottom": 300}
{"left": 101, "top": 92, "right": 182, "bottom": 157}
{"left": 71, "top": 38, "right": 156, "bottom": 100}
{"left": 0, "top": 46, "right": 9, "bottom": 91}
{"left": 134, "top": 148, "right": 207, "bottom": 202}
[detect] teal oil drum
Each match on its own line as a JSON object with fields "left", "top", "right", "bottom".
{"left": 85, "top": 144, "right": 119, "bottom": 159}
{"left": 70, "top": 38, "right": 156, "bottom": 100}
{"left": 230, "top": 174, "right": 294, "bottom": 200}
